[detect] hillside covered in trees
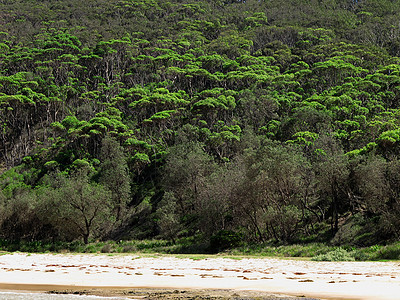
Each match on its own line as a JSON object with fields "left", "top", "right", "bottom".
{"left": 2, "top": 0, "right": 400, "bottom": 248}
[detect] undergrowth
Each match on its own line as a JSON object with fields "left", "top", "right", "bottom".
{"left": 1, "top": 238, "right": 400, "bottom": 261}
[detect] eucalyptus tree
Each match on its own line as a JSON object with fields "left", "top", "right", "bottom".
{"left": 39, "top": 168, "right": 112, "bottom": 244}
{"left": 99, "top": 135, "right": 131, "bottom": 223}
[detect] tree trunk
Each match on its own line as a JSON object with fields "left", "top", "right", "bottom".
{"left": 83, "top": 233, "right": 89, "bottom": 244}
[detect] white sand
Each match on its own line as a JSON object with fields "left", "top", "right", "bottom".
{"left": 0, "top": 253, "right": 399, "bottom": 299}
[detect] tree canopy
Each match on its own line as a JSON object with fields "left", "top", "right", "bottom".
{"left": 1, "top": 0, "right": 400, "bottom": 246}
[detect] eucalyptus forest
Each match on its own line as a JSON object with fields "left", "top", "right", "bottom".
{"left": 1, "top": 0, "right": 400, "bottom": 249}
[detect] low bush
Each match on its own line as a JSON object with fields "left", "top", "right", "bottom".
{"left": 1, "top": 237, "right": 400, "bottom": 262}
{"left": 209, "top": 230, "right": 243, "bottom": 252}
{"left": 371, "top": 243, "right": 400, "bottom": 260}
{"left": 312, "top": 248, "right": 355, "bottom": 261}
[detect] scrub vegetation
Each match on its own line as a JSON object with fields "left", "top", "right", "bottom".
{"left": 2, "top": 0, "right": 400, "bottom": 255}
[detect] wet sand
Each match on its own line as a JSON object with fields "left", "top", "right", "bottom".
{"left": 0, "top": 284, "right": 317, "bottom": 299}
{"left": 0, "top": 253, "right": 399, "bottom": 299}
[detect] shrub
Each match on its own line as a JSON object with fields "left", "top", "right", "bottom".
{"left": 372, "top": 243, "right": 400, "bottom": 260}
{"left": 122, "top": 245, "right": 137, "bottom": 253}
{"left": 312, "top": 248, "right": 355, "bottom": 261}
{"left": 84, "top": 244, "right": 98, "bottom": 253}
{"left": 209, "top": 230, "right": 243, "bottom": 252}
{"left": 351, "top": 249, "right": 371, "bottom": 261}
{"left": 101, "top": 244, "right": 113, "bottom": 253}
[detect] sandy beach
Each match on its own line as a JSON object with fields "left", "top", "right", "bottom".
{"left": 0, "top": 253, "right": 399, "bottom": 299}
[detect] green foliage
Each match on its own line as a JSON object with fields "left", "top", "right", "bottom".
{"left": 156, "top": 191, "right": 181, "bottom": 242}
{"left": 39, "top": 171, "right": 113, "bottom": 243}
{"left": 370, "top": 243, "right": 400, "bottom": 260}
{"left": 209, "top": 230, "right": 243, "bottom": 252}
{"left": 99, "top": 135, "right": 131, "bottom": 222}
{"left": 2, "top": 0, "right": 400, "bottom": 250}
{"left": 312, "top": 248, "right": 355, "bottom": 262}
{"left": 228, "top": 243, "right": 332, "bottom": 258}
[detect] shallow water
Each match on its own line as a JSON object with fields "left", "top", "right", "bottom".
{"left": 0, "top": 292, "right": 129, "bottom": 299}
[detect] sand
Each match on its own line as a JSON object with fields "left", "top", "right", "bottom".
{"left": 0, "top": 252, "right": 399, "bottom": 299}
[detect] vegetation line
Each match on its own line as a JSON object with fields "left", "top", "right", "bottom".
{"left": 2, "top": 239, "right": 400, "bottom": 262}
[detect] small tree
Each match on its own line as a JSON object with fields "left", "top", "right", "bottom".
{"left": 156, "top": 192, "right": 181, "bottom": 243}
{"left": 40, "top": 171, "right": 112, "bottom": 244}
{"left": 162, "top": 142, "right": 216, "bottom": 234}
{"left": 315, "top": 150, "right": 350, "bottom": 235}
{"left": 99, "top": 135, "right": 131, "bottom": 222}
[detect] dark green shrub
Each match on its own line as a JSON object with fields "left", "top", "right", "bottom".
{"left": 209, "top": 230, "right": 243, "bottom": 252}
{"left": 351, "top": 249, "right": 371, "bottom": 261}
{"left": 373, "top": 243, "right": 400, "bottom": 260}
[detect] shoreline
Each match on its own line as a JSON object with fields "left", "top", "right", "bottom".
{"left": 0, "top": 253, "right": 399, "bottom": 299}
{"left": 0, "top": 284, "right": 318, "bottom": 300}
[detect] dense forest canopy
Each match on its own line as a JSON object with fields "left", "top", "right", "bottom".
{"left": 1, "top": 0, "right": 400, "bottom": 247}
